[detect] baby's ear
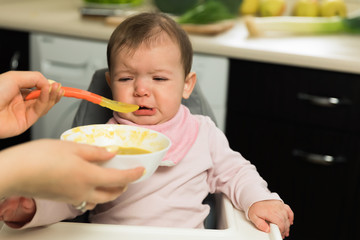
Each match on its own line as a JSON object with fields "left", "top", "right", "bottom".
{"left": 105, "top": 71, "right": 111, "bottom": 87}
{"left": 183, "top": 72, "right": 196, "bottom": 99}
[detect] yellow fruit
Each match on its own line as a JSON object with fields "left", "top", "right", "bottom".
{"left": 259, "top": 0, "right": 286, "bottom": 17}
{"left": 240, "top": 0, "right": 260, "bottom": 15}
{"left": 293, "top": 0, "right": 319, "bottom": 17}
{"left": 320, "top": 0, "right": 347, "bottom": 17}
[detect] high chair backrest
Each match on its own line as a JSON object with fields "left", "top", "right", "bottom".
{"left": 72, "top": 68, "right": 217, "bottom": 127}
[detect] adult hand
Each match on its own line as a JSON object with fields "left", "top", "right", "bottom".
{"left": 0, "top": 71, "right": 63, "bottom": 138}
{"left": 248, "top": 200, "right": 294, "bottom": 239}
{"left": 0, "top": 139, "right": 145, "bottom": 207}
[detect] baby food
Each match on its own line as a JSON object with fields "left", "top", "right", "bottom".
{"left": 116, "top": 147, "right": 152, "bottom": 155}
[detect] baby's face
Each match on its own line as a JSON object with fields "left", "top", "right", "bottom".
{"left": 107, "top": 34, "right": 195, "bottom": 125}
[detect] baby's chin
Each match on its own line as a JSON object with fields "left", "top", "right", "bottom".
{"left": 121, "top": 114, "right": 159, "bottom": 126}
{"left": 132, "top": 115, "right": 174, "bottom": 126}
{"left": 134, "top": 118, "right": 163, "bottom": 126}
{"left": 119, "top": 110, "right": 175, "bottom": 125}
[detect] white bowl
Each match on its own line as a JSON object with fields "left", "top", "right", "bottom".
{"left": 60, "top": 124, "right": 171, "bottom": 183}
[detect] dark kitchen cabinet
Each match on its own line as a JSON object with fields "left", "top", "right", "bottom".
{"left": 225, "top": 59, "right": 360, "bottom": 240}
{"left": 0, "top": 29, "right": 30, "bottom": 150}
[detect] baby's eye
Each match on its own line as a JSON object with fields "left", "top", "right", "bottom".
{"left": 118, "top": 77, "right": 132, "bottom": 81}
{"left": 153, "top": 77, "right": 167, "bottom": 81}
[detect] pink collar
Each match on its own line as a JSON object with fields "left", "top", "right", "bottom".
{"left": 108, "top": 105, "right": 199, "bottom": 166}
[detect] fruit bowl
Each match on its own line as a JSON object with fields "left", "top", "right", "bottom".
{"left": 61, "top": 124, "right": 171, "bottom": 183}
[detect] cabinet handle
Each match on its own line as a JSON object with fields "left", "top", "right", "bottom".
{"left": 45, "top": 59, "right": 88, "bottom": 69}
{"left": 292, "top": 149, "right": 346, "bottom": 165}
{"left": 10, "top": 51, "right": 21, "bottom": 70}
{"left": 297, "top": 93, "right": 351, "bottom": 107}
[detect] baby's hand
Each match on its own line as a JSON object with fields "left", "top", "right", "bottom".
{"left": 248, "top": 200, "right": 294, "bottom": 239}
{"left": 0, "top": 196, "right": 36, "bottom": 228}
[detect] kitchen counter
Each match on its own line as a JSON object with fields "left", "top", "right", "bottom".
{"left": 0, "top": 0, "right": 360, "bottom": 74}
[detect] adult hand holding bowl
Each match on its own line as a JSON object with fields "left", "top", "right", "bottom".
{"left": 61, "top": 124, "right": 171, "bottom": 183}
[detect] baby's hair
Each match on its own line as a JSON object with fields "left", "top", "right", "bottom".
{"left": 107, "top": 12, "right": 193, "bottom": 76}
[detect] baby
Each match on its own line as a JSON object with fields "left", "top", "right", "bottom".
{"left": 0, "top": 12, "right": 293, "bottom": 238}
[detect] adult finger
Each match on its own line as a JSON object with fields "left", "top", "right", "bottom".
{"left": 73, "top": 143, "right": 145, "bottom": 185}
{"left": 85, "top": 202, "right": 96, "bottom": 211}
{"left": 73, "top": 143, "right": 116, "bottom": 163}
{"left": 39, "top": 82, "right": 63, "bottom": 114}
{"left": 89, "top": 185, "right": 129, "bottom": 204}
{"left": 14, "top": 71, "right": 49, "bottom": 90}
{"left": 93, "top": 167, "right": 145, "bottom": 188}
{"left": 48, "top": 82, "right": 63, "bottom": 103}
{"left": 72, "top": 187, "right": 125, "bottom": 212}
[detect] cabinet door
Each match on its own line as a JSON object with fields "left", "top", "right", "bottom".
{"left": 286, "top": 68, "right": 360, "bottom": 132}
{"left": 228, "top": 59, "right": 360, "bottom": 132}
{"left": 226, "top": 58, "right": 360, "bottom": 240}
{"left": 0, "top": 29, "right": 30, "bottom": 150}
{"left": 291, "top": 127, "right": 357, "bottom": 240}
{"left": 226, "top": 116, "right": 295, "bottom": 201}
{"left": 227, "top": 116, "right": 358, "bottom": 240}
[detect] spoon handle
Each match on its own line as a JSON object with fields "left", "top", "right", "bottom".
{"left": 25, "top": 86, "right": 102, "bottom": 104}
{"left": 25, "top": 86, "right": 138, "bottom": 113}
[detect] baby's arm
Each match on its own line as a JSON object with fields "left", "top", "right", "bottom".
{"left": 248, "top": 200, "right": 294, "bottom": 239}
{"left": 0, "top": 196, "right": 36, "bottom": 228}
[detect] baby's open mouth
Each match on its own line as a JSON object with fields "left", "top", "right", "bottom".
{"left": 135, "top": 106, "right": 156, "bottom": 116}
{"left": 139, "top": 106, "right": 152, "bottom": 110}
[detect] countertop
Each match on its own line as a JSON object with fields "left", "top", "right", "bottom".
{"left": 1, "top": 0, "right": 360, "bottom": 74}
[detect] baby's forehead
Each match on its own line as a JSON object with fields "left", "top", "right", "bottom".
{"left": 116, "top": 32, "right": 180, "bottom": 56}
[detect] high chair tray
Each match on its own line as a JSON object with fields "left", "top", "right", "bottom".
{"left": 0, "top": 195, "right": 282, "bottom": 240}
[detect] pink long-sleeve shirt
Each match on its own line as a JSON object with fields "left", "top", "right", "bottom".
{"left": 25, "top": 113, "right": 280, "bottom": 229}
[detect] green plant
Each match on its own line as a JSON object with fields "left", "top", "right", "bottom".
{"left": 178, "top": 0, "right": 235, "bottom": 24}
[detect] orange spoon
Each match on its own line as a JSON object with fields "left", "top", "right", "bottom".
{"left": 25, "top": 86, "right": 139, "bottom": 113}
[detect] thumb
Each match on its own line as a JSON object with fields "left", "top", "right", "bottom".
{"left": 250, "top": 215, "right": 270, "bottom": 233}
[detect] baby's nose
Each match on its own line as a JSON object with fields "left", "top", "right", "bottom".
{"left": 134, "top": 79, "right": 150, "bottom": 97}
